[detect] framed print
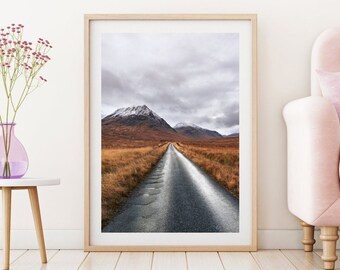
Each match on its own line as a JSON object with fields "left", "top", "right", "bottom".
{"left": 84, "top": 14, "right": 257, "bottom": 251}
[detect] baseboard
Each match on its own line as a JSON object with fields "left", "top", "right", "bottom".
{"left": 1, "top": 230, "right": 83, "bottom": 249}
{"left": 3, "top": 229, "right": 338, "bottom": 250}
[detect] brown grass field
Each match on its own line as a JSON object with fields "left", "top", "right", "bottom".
{"left": 174, "top": 137, "right": 239, "bottom": 198}
{"left": 101, "top": 142, "right": 169, "bottom": 228}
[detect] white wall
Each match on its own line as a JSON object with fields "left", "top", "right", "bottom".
{"left": 0, "top": 0, "right": 340, "bottom": 249}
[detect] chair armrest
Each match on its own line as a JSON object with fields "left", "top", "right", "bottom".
{"left": 283, "top": 96, "right": 340, "bottom": 224}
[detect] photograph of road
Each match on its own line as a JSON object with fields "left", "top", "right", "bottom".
{"left": 101, "top": 33, "right": 240, "bottom": 232}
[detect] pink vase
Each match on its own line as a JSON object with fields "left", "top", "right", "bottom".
{"left": 0, "top": 123, "right": 29, "bottom": 179}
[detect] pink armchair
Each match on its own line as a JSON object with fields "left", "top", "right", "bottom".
{"left": 283, "top": 28, "right": 340, "bottom": 270}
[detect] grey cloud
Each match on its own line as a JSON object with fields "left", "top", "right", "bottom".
{"left": 215, "top": 102, "right": 239, "bottom": 127}
{"left": 101, "top": 33, "right": 239, "bottom": 135}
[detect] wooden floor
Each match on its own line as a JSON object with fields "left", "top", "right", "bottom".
{"left": 2, "top": 249, "right": 339, "bottom": 269}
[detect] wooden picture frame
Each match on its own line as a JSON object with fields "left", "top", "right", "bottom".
{"left": 84, "top": 14, "right": 257, "bottom": 251}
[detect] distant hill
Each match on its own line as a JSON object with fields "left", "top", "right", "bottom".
{"left": 174, "top": 122, "right": 223, "bottom": 139}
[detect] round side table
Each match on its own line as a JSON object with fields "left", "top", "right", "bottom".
{"left": 0, "top": 178, "right": 60, "bottom": 270}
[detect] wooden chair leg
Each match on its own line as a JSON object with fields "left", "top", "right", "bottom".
{"left": 320, "top": 226, "right": 339, "bottom": 270}
{"left": 2, "top": 187, "right": 11, "bottom": 270}
{"left": 301, "top": 221, "right": 316, "bottom": 252}
{"left": 28, "top": 187, "right": 47, "bottom": 264}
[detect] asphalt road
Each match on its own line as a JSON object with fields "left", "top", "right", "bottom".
{"left": 103, "top": 144, "right": 239, "bottom": 232}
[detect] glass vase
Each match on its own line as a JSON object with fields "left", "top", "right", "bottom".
{"left": 0, "top": 123, "right": 29, "bottom": 179}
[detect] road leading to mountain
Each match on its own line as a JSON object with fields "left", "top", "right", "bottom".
{"left": 103, "top": 144, "right": 239, "bottom": 232}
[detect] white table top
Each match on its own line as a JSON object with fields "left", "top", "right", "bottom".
{"left": 0, "top": 177, "right": 60, "bottom": 187}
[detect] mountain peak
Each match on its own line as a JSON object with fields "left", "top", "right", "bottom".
{"left": 110, "top": 105, "right": 161, "bottom": 119}
{"left": 174, "top": 122, "right": 200, "bottom": 129}
{"left": 102, "top": 105, "right": 178, "bottom": 134}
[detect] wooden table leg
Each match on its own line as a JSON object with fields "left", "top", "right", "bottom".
{"left": 2, "top": 187, "right": 12, "bottom": 270}
{"left": 28, "top": 187, "right": 47, "bottom": 263}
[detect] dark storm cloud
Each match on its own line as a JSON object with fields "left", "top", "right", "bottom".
{"left": 101, "top": 33, "right": 239, "bottom": 135}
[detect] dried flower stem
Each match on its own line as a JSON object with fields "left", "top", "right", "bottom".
{"left": 0, "top": 23, "right": 52, "bottom": 177}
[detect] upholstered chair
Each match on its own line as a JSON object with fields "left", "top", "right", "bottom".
{"left": 283, "top": 28, "right": 340, "bottom": 270}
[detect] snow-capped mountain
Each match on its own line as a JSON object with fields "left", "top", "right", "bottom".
{"left": 102, "top": 105, "right": 187, "bottom": 144}
{"left": 225, "top": 133, "right": 239, "bottom": 138}
{"left": 174, "top": 122, "right": 201, "bottom": 129}
{"left": 102, "top": 105, "right": 173, "bottom": 130}
{"left": 174, "top": 122, "right": 223, "bottom": 139}
{"left": 109, "top": 105, "right": 162, "bottom": 119}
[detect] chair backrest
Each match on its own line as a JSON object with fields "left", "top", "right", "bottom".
{"left": 311, "top": 28, "right": 340, "bottom": 96}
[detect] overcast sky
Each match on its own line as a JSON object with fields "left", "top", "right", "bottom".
{"left": 101, "top": 33, "right": 239, "bottom": 135}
